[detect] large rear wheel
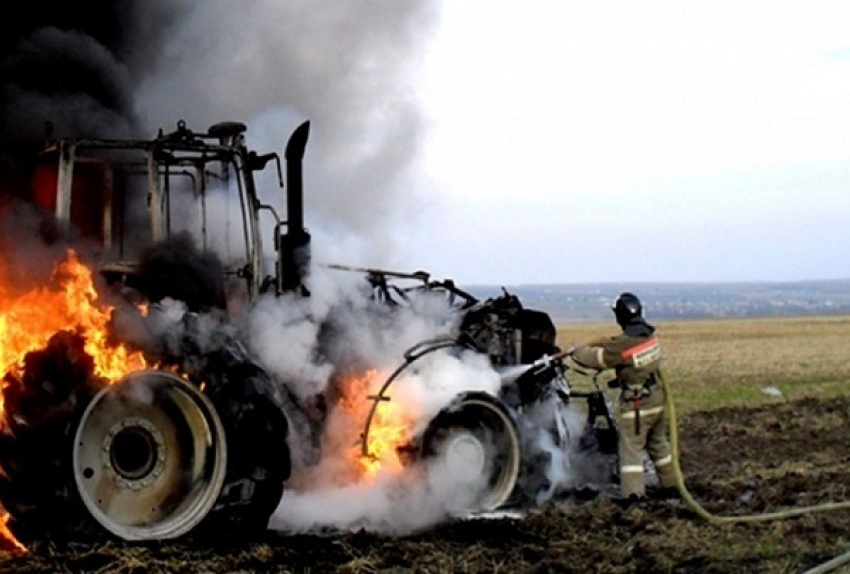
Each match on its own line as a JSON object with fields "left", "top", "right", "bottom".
{"left": 72, "top": 370, "right": 228, "bottom": 541}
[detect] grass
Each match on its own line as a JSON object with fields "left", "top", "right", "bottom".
{"left": 556, "top": 313, "right": 850, "bottom": 413}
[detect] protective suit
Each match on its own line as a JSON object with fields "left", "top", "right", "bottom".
{"left": 571, "top": 293, "right": 676, "bottom": 500}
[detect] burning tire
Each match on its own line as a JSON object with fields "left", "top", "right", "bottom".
{"left": 0, "top": 330, "right": 105, "bottom": 542}
{"left": 419, "top": 392, "right": 522, "bottom": 512}
{"left": 72, "top": 370, "right": 228, "bottom": 540}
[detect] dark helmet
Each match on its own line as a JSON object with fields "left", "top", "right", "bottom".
{"left": 612, "top": 292, "right": 643, "bottom": 324}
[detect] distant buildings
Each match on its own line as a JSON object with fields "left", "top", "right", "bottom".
{"left": 465, "top": 281, "right": 850, "bottom": 324}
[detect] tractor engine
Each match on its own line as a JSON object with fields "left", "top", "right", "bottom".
{"left": 457, "top": 289, "right": 560, "bottom": 366}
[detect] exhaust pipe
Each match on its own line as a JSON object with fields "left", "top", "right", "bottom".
{"left": 278, "top": 120, "right": 311, "bottom": 294}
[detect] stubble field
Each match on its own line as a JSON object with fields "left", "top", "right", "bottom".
{"left": 2, "top": 314, "right": 849, "bottom": 573}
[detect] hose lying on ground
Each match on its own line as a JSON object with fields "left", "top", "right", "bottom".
{"left": 661, "top": 370, "right": 850, "bottom": 522}
{"left": 660, "top": 370, "right": 850, "bottom": 573}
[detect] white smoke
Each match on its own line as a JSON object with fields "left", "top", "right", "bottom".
{"left": 269, "top": 470, "right": 453, "bottom": 536}
{"left": 521, "top": 396, "right": 590, "bottom": 501}
{"left": 267, "top": 335, "right": 507, "bottom": 535}
{"left": 133, "top": 1, "right": 440, "bottom": 269}
{"left": 269, "top": 457, "right": 497, "bottom": 535}
{"left": 246, "top": 291, "right": 334, "bottom": 403}
{"left": 250, "top": 265, "right": 596, "bottom": 534}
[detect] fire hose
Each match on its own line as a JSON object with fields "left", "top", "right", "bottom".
{"left": 659, "top": 370, "right": 850, "bottom": 573}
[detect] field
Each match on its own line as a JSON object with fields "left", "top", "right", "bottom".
{"left": 2, "top": 315, "right": 850, "bottom": 573}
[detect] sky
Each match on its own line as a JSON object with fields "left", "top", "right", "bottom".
{"left": 1, "top": 1, "right": 849, "bottom": 288}
{"left": 399, "top": 1, "right": 850, "bottom": 285}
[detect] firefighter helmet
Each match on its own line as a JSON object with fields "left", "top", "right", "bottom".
{"left": 612, "top": 292, "right": 642, "bottom": 324}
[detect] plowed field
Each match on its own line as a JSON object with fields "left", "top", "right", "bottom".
{"left": 2, "top": 315, "right": 849, "bottom": 573}
{"left": 1, "top": 394, "right": 847, "bottom": 573}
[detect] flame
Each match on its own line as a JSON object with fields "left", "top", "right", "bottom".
{"left": 338, "top": 369, "right": 412, "bottom": 481}
{"left": 0, "top": 248, "right": 150, "bottom": 552}
{"left": 0, "top": 249, "right": 148, "bottom": 397}
{"left": 0, "top": 513, "right": 26, "bottom": 555}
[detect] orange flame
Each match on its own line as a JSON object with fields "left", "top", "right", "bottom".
{"left": 0, "top": 249, "right": 148, "bottom": 395}
{"left": 0, "top": 248, "right": 151, "bottom": 552}
{"left": 338, "top": 369, "right": 412, "bottom": 481}
{"left": 0, "top": 513, "right": 26, "bottom": 555}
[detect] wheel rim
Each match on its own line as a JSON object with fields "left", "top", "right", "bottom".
{"left": 73, "top": 370, "right": 227, "bottom": 540}
{"left": 441, "top": 432, "right": 488, "bottom": 482}
{"left": 423, "top": 395, "right": 521, "bottom": 511}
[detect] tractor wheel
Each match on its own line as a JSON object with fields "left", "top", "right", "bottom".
{"left": 72, "top": 370, "right": 228, "bottom": 541}
{"left": 419, "top": 392, "right": 522, "bottom": 512}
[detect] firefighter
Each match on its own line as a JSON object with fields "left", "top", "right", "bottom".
{"left": 569, "top": 292, "right": 677, "bottom": 504}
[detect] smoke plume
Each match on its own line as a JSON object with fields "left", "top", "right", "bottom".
{"left": 1, "top": 1, "right": 438, "bottom": 271}
{"left": 0, "top": 1, "right": 183, "bottom": 195}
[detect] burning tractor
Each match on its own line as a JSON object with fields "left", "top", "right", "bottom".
{"left": 0, "top": 119, "right": 619, "bottom": 544}
{"left": 0, "top": 119, "right": 315, "bottom": 541}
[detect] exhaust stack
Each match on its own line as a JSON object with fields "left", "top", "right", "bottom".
{"left": 278, "top": 120, "right": 312, "bottom": 294}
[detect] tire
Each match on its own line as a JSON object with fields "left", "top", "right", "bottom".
{"left": 0, "top": 330, "right": 104, "bottom": 543}
{"left": 419, "top": 392, "right": 522, "bottom": 512}
{"left": 1, "top": 331, "right": 294, "bottom": 543}
{"left": 199, "top": 396, "right": 290, "bottom": 536}
{"left": 0, "top": 414, "right": 95, "bottom": 543}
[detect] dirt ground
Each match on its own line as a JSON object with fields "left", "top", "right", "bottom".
{"left": 1, "top": 394, "right": 848, "bottom": 573}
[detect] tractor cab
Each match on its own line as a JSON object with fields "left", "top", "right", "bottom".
{"left": 30, "top": 119, "right": 312, "bottom": 311}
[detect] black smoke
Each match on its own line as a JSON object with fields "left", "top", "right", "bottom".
{"left": 136, "top": 233, "right": 228, "bottom": 313}
{"left": 1, "top": 2, "right": 439, "bottom": 258}
{"left": 0, "top": 1, "right": 187, "bottom": 199}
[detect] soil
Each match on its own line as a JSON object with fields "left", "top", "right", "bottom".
{"left": 1, "top": 394, "right": 848, "bottom": 573}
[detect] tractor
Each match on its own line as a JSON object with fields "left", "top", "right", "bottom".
{"left": 0, "top": 118, "right": 619, "bottom": 543}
